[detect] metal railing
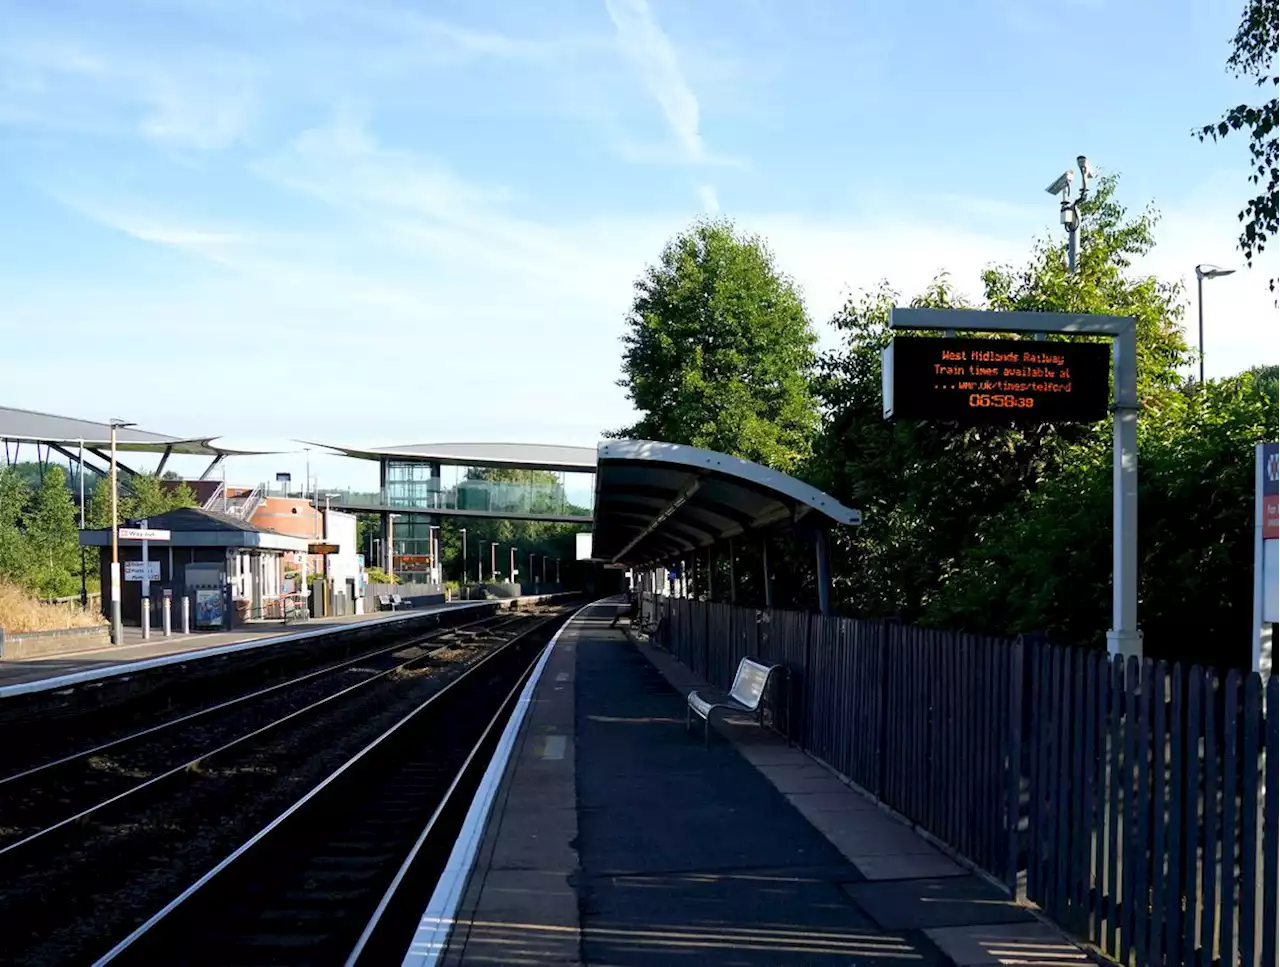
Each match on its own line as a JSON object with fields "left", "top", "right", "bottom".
{"left": 202, "top": 481, "right": 226, "bottom": 513}
{"left": 314, "top": 483, "right": 593, "bottom": 518}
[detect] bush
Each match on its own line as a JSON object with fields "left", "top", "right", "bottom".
{"left": 365, "top": 567, "right": 397, "bottom": 585}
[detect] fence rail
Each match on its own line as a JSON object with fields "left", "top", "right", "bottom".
{"left": 647, "top": 595, "right": 1277, "bottom": 967}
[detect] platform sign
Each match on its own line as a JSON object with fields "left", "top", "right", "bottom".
{"left": 124, "top": 560, "right": 161, "bottom": 582}
{"left": 118, "top": 527, "right": 171, "bottom": 542}
{"left": 575, "top": 532, "right": 593, "bottom": 561}
{"left": 308, "top": 542, "right": 340, "bottom": 555}
{"left": 882, "top": 336, "right": 1110, "bottom": 423}
{"left": 395, "top": 554, "right": 431, "bottom": 570}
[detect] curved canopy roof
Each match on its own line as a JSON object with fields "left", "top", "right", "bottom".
{"left": 302, "top": 441, "right": 597, "bottom": 473}
{"left": 0, "top": 405, "right": 270, "bottom": 456}
{"left": 591, "top": 440, "right": 861, "bottom": 567}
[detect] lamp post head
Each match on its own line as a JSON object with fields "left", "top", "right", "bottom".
{"left": 1196, "top": 263, "right": 1237, "bottom": 280}
{"left": 108, "top": 419, "right": 137, "bottom": 430}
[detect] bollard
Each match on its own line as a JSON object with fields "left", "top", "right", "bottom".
{"left": 182, "top": 596, "right": 191, "bottom": 635}
{"left": 163, "top": 596, "right": 172, "bottom": 637}
{"left": 141, "top": 599, "right": 151, "bottom": 640}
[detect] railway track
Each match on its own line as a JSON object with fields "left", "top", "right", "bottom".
{"left": 0, "top": 607, "right": 566, "bottom": 966}
{"left": 0, "top": 610, "right": 528, "bottom": 855}
{"left": 0, "top": 603, "right": 532, "bottom": 773}
{"left": 92, "top": 608, "right": 570, "bottom": 966}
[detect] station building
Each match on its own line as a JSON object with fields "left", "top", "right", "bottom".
{"left": 79, "top": 507, "right": 309, "bottom": 628}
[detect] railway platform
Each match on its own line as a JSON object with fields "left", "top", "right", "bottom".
{"left": 415, "top": 600, "right": 1089, "bottom": 967}
{"left": 0, "top": 595, "right": 571, "bottom": 697}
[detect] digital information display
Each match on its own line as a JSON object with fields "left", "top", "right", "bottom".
{"left": 883, "top": 336, "right": 1111, "bottom": 423}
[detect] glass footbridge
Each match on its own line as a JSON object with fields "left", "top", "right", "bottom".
{"left": 303, "top": 442, "right": 596, "bottom": 524}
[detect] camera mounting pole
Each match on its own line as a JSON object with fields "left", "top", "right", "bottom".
{"left": 1046, "top": 156, "right": 1093, "bottom": 275}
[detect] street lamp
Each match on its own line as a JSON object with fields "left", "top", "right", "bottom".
{"left": 108, "top": 419, "right": 136, "bottom": 644}
{"left": 459, "top": 527, "right": 467, "bottom": 584}
{"left": 1195, "top": 264, "right": 1237, "bottom": 383}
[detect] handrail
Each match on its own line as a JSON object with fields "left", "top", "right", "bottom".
{"left": 203, "top": 481, "right": 226, "bottom": 512}
{"left": 237, "top": 484, "right": 265, "bottom": 521}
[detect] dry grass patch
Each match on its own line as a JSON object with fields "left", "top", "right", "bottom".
{"left": 0, "top": 582, "right": 106, "bottom": 633}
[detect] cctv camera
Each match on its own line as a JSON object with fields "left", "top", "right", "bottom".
{"left": 1045, "top": 170, "right": 1074, "bottom": 196}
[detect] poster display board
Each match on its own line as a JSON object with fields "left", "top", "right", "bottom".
{"left": 195, "top": 588, "right": 224, "bottom": 629}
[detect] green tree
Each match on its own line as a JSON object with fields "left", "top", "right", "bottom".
{"left": 25, "top": 466, "right": 80, "bottom": 597}
{"left": 808, "top": 175, "right": 1193, "bottom": 634}
{"left": 130, "top": 474, "right": 197, "bottom": 519}
{"left": 1196, "top": 0, "right": 1278, "bottom": 287}
{"left": 86, "top": 476, "right": 121, "bottom": 530}
{"left": 1246, "top": 362, "right": 1279, "bottom": 400}
{"left": 938, "top": 367, "right": 1278, "bottom": 666}
{"left": 86, "top": 473, "right": 196, "bottom": 528}
{"left": 0, "top": 469, "right": 32, "bottom": 587}
{"left": 611, "top": 218, "right": 820, "bottom": 473}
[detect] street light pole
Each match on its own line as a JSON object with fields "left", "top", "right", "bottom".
{"left": 108, "top": 419, "right": 135, "bottom": 644}
{"left": 1195, "top": 264, "right": 1237, "bottom": 383}
{"left": 78, "top": 438, "right": 87, "bottom": 608}
{"left": 459, "top": 527, "right": 467, "bottom": 585}
{"left": 509, "top": 546, "right": 516, "bottom": 585}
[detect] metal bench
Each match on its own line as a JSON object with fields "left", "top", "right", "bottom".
{"left": 686, "top": 657, "right": 781, "bottom": 747}
{"left": 378, "top": 594, "right": 394, "bottom": 611}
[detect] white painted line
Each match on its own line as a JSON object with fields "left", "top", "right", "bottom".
{"left": 400, "top": 599, "right": 603, "bottom": 967}
{"left": 555, "top": 672, "right": 570, "bottom": 682}
{"left": 538, "top": 735, "right": 567, "bottom": 760}
{"left": 0, "top": 595, "right": 573, "bottom": 700}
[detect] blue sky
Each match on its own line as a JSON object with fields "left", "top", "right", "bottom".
{"left": 1, "top": 0, "right": 1274, "bottom": 488}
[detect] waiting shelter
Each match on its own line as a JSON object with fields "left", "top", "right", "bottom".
{"left": 80, "top": 507, "right": 310, "bottom": 628}
{"left": 589, "top": 440, "right": 862, "bottom": 613}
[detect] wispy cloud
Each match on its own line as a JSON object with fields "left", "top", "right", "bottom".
{"left": 604, "top": 0, "right": 706, "bottom": 163}
{"left": 698, "top": 184, "right": 720, "bottom": 213}
{"left": 0, "top": 33, "right": 257, "bottom": 149}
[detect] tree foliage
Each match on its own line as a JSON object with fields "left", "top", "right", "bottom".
{"left": 809, "top": 177, "right": 1195, "bottom": 639}
{"left": 610, "top": 218, "right": 820, "bottom": 473}
{"left": 0, "top": 468, "right": 198, "bottom": 607}
{"left": 609, "top": 175, "right": 1270, "bottom": 669}
{"left": 25, "top": 467, "right": 80, "bottom": 598}
{"left": 86, "top": 473, "right": 196, "bottom": 529}
{"left": 1196, "top": 0, "right": 1279, "bottom": 285}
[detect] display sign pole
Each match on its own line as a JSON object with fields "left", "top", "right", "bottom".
{"left": 887, "top": 307, "right": 1142, "bottom": 659}
{"left": 1253, "top": 442, "right": 1278, "bottom": 676}
{"left": 141, "top": 522, "right": 151, "bottom": 604}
